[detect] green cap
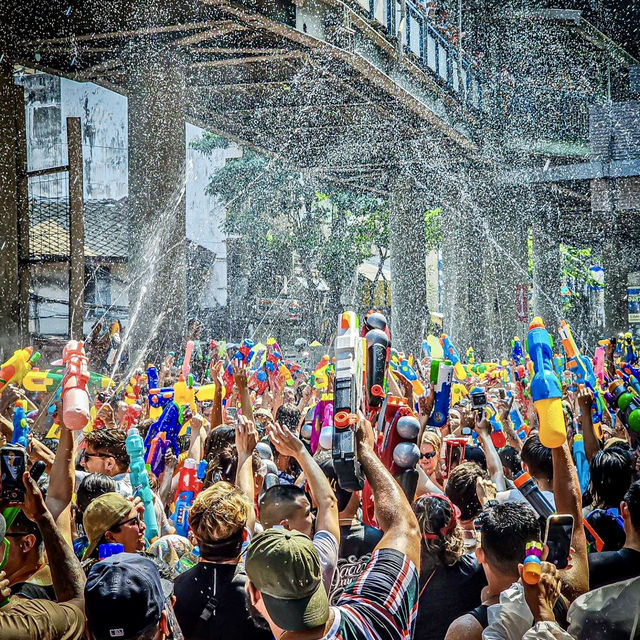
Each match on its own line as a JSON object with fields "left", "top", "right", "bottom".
{"left": 245, "top": 529, "right": 329, "bottom": 632}
{"left": 82, "top": 492, "right": 132, "bottom": 560}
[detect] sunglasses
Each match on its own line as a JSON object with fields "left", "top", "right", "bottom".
{"left": 82, "top": 450, "right": 114, "bottom": 461}
{"left": 420, "top": 451, "right": 438, "bottom": 460}
{"left": 111, "top": 514, "right": 141, "bottom": 531}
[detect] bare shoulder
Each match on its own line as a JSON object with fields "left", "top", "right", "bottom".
{"left": 444, "top": 613, "right": 483, "bottom": 640}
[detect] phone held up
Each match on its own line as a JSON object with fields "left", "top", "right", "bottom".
{"left": 544, "top": 514, "right": 574, "bottom": 570}
{"left": 1, "top": 445, "right": 27, "bottom": 505}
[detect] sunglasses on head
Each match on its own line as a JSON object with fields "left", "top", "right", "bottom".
{"left": 420, "top": 451, "right": 437, "bottom": 460}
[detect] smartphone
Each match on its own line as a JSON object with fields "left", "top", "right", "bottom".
{"left": 544, "top": 514, "right": 574, "bottom": 569}
{"left": 1, "top": 445, "right": 27, "bottom": 505}
{"left": 226, "top": 407, "right": 238, "bottom": 423}
{"left": 461, "top": 427, "right": 472, "bottom": 436}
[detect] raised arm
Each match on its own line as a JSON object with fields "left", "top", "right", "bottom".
{"left": 211, "top": 361, "right": 224, "bottom": 429}
{"left": 235, "top": 415, "right": 258, "bottom": 533}
{"left": 576, "top": 386, "right": 600, "bottom": 461}
{"left": 233, "top": 361, "right": 254, "bottom": 423}
{"left": 267, "top": 421, "right": 340, "bottom": 542}
{"left": 475, "top": 412, "right": 507, "bottom": 491}
{"left": 45, "top": 418, "right": 75, "bottom": 532}
{"left": 552, "top": 442, "right": 589, "bottom": 601}
{"left": 22, "top": 472, "right": 85, "bottom": 610}
{"left": 356, "top": 417, "right": 421, "bottom": 570}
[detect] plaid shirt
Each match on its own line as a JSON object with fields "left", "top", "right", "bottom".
{"left": 322, "top": 549, "right": 418, "bottom": 640}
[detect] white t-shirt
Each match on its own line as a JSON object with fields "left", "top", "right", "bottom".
{"left": 496, "top": 487, "right": 556, "bottom": 513}
{"left": 75, "top": 470, "right": 133, "bottom": 496}
{"left": 313, "top": 530, "right": 339, "bottom": 595}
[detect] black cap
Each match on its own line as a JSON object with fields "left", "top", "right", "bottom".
{"left": 85, "top": 553, "right": 173, "bottom": 640}
{"left": 318, "top": 458, "right": 353, "bottom": 512}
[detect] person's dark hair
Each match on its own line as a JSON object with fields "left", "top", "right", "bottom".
{"left": 275, "top": 403, "right": 301, "bottom": 432}
{"left": 498, "top": 446, "right": 522, "bottom": 476}
{"left": 624, "top": 480, "right": 640, "bottom": 530}
{"left": 203, "top": 445, "right": 262, "bottom": 489}
{"left": 84, "top": 427, "right": 129, "bottom": 471}
{"left": 445, "top": 462, "right": 488, "bottom": 521}
{"left": 9, "top": 510, "right": 43, "bottom": 553}
{"left": 77, "top": 473, "right": 117, "bottom": 513}
{"left": 259, "top": 484, "right": 306, "bottom": 528}
{"left": 480, "top": 502, "right": 541, "bottom": 576}
{"left": 203, "top": 426, "right": 235, "bottom": 460}
{"left": 590, "top": 448, "right": 633, "bottom": 508}
{"left": 521, "top": 434, "right": 553, "bottom": 481}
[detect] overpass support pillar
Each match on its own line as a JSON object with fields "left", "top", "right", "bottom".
{"left": 531, "top": 201, "right": 562, "bottom": 331}
{"left": 128, "top": 56, "right": 187, "bottom": 360}
{"left": 389, "top": 178, "right": 428, "bottom": 354}
{"left": 602, "top": 232, "right": 630, "bottom": 335}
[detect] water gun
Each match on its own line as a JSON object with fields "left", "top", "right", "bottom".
{"left": 514, "top": 470, "right": 555, "bottom": 519}
{"left": 0, "top": 346, "right": 41, "bottom": 392}
{"left": 506, "top": 391, "right": 528, "bottom": 440}
{"left": 174, "top": 374, "right": 196, "bottom": 415}
{"left": 619, "top": 366, "right": 640, "bottom": 396}
{"left": 122, "top": 403, "right": 142, "bottom": 430}
{"left": 553, "top": 354, "right": 565, "bottom": 379}
{"left": 12, "top": 400, "right": 29, "bottom": 447}
{"left": 422, "top": 340, "right": 431, "bottom": 357}
{"left": 572, "top": 433, "right": 590, "bottom": 494}
{"left": 144, "top": 400, "right": 185, "bottom": 462}
{"left": 310, "top": 394, "right": 333, "bottom": 454}
{"left": 265, "top": 338, "right": 283, "bottom": 373}
{"left": 365, "top": 322, "right": 390, "bottom": 412}
{"left": 427, "top": 360, "right": 453, "bottom": 428}
{"left": 608, "top": 379, "right": 640, "bottom": 433}
{"left": 148, "top": 433, "right": 168, "bottom": 477}
{"left": 22, "top": 369, "right": 63, "bottom": 392}
{"left": 522, "top": 541, "right": 544, "bottom": 585}
{"left": 485, "top": 402, "right": 507, "bottom": 449}
{"left": 394, "top": 359, "right": 426, "bottom": 396}
{"left": 379, "top": 409, "right": 420, "bottom": 501}
{"left": 527, "top": 318, "right": 565, "bottom": 448}
{"left": 511, "top": 337, "right": 525, "bottom": 367}
{"left": 593, "top": 347, "right": 605, "bottom": 386}
{"left": 124, "top": 373, "right": 143, "bottom": 405}
{"left": 104, "top": 321, "right": 122, "bottom": 369}
{"left": 61, "top": 340, "right": 90, "bottom": 431}
{"left": 451, "top": 382, "right": 468, "bottom": 406}
{"left": 466, "top": 346, "right": 476, "bottom": 366}
{"left": 147, "top": 364, "right": 174, "bottom": 420}
{"left": 126, "top": 426, "right": 159, "bottom": 540}
{"left": 622, "top": 332, "right": 638, "bottom": 364}
{"left": 233, "top": 339, "right": 256, "bottom": 364}
{"left": 171, "top": 458, "right": 202, "bottom": 538}
{"left": 333, "top": 311, "right": 366, "bottom": 490}
{"left": 440, "top": 334, "right": 467, "bottom": 380}
{"left": 182, "top": 340, "right": 195, "bottom": 378}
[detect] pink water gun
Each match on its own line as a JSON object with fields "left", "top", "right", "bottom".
{"left": 62, "top": 340, "right": 90, "bottom": 430}
{"left": 182, "top": 340, "right": 195, "bottom": 378}
{"left": 593, "top": 346, "right": 605, "bottom": 386}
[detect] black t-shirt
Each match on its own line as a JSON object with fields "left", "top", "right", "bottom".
{"left": 329, "top": 521, "right": 383, "bottom": 605}
{"left": 588, "top": 548, "right": 640, "bottom": 590}
{"left": 10, "top": 582, "right": 57, "bottom": 601}
{"left": 414, "top": 554, "right": 487, "bottom": 640}
{"left": 173, "top": 562, "right": 272, "bottom": 640}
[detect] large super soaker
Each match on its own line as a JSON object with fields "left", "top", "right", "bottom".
{"left": 12, "top": 400, "right": 29, "bottom": 448}
{"left": 427, "top": 360, "right": 453, "bottom": 428}
{"left": 527, "top": 318, "right": 566, "bottom": 448}
{"left": 61, "top": 341, "right": 91, "bottom": 431}
{"left": 0, "top": 346, "right": 41, "bottom": 392}
{"left": 440, "top": 334, "right": 467, "bottom": 381}
{"left": 332, "top": 311, "right": 367, "bottom": 490}
{"left": 126, "top": 427, "right": 159, "bottom": 541}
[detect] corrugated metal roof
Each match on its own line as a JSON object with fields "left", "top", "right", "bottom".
{"left": 29, "top": 197, "right": 129, "bottom": 260}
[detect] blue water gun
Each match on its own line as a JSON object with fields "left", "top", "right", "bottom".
{"left": 427, "top": 360, "right": 453, "bottom": 428}
{"left": 147, "top": 364, "right": 174, "bottom": 417}
{"left": 144, "top": 400, "right": 184, "bottom": 461}
{"left": 126, "top": 427, "right": 159, "bottom": 541}
{"left": 506, "top": 391, "right": 528, "bottom": 440}
{"left": 233, "top": 339, "right": 256, "bottom": 363}
{"left": 511, "top": 337, "right": 525, "bottom": 366}
{"left": 440, "top": 334, "right": 467, "bottom": 380}
{"left": 572, "top": 432, "right": 590, "bottom": 494}
{"left": 12, "top": 400, "right": 29, "bottom": 448}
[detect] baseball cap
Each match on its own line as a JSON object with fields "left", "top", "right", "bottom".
{"left": 85, "top": 553, "right": 173, "bottom": 640}
{"left": 318, "top": 458, "right": 352, "bottom": 512}
{"left": 245, "top": 529, "right": 329, "bottom": 632}
{"left": 82, "top": 492, "right": 133, "bottom": 560}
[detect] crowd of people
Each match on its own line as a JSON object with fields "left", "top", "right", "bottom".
{"left": 0, "top": 314, "right": 638, "bottom": 640}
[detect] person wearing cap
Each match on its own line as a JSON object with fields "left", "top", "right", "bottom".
{"left": 317, "top": 457, "right": 383, "bottom": 605}
{"left": 82, "top": 492, "right": 146, "bottom": 570}
{"left": 245, "top": 416, "right": 421, "bottom": 640}
{"left": 0, "top": 472, "right": 85, "bottom": 640}
{"left": 259, "top": 421, "right": 340, "bottom": 595}
{"left": 85, "top": 552, "right": 181, "bottom": 640}
{"left": 412, "top": 493, "right": 486, "bottom": 640}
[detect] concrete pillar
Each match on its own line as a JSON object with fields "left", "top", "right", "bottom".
{"left": 389, "top": 177, "right": 428, "bottom": 354}
{"left": 602, "top": 231, "right": 629, "bottom": 336}
{"left": 0, "top": 63, "right": 20, "bottom": 356}
{"left": 127, "top": 54, "right": 187, "bottom": 360}
{"left": 531, "top": 198, "right": 562, "bottom": 330}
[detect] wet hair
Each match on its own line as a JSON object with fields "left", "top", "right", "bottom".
{"left": 9, "top": 510, "right": 43, "bottom": 554}
{"left": 203, "top": 445, "right": 262, "bottom": 489}
{"left": 498, "top": 446, "right": 522, "bottom": 476}
{"left": 445, "top": 462, "right": 488, "bottom": 521}
{"left": 259, "top": 484, "right": 306, "bottom": 529}
{"left": 275, "top": 403, "right": 301, "bottom": 432}
{"left": 203, "top": 426, "right": 235, "bottom": 461}
{"left": 590, "top": 448, "right": 633, "bottom": 508}
{"left": 521, "top": 434, "right": 553, "bottom": 481}
{"left": 624, "top": 480, "right": 640, "bottom": 530}
{"left": 420, "top": 430, "right": 442, "bottom": 451}
{"left": 77, "top": 473, "right": 117, "bottom": 513}
{"left": 84, "top": 427, "right": 129, "bottom": 472}
{"left": 480, "top": 502, "right": 541, "bottom": 576}
{"left": 188, "top": 482, "right": 251, "bottom": 543}
{"left": 413, "top": 494, "right": 464, "bottom": 574}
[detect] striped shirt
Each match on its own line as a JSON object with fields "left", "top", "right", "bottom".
{"left": 321, "top": 549, "right": 418, "bottom": 640}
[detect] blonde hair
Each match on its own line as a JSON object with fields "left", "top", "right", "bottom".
{"left": 188, "top": 481, "right": 251, "bottom": 543}
{"left": 421, "top": 430, "right": 442, "bottom": 452}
